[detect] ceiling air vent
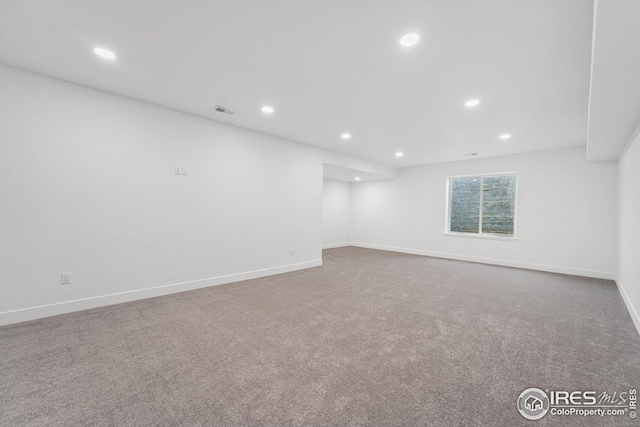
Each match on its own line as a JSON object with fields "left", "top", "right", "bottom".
{"left": 213, "top": 105, "right": 237, "bottom": 116}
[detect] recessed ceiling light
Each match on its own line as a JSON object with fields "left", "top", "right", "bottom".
{"left": 341, "top": 133, "right": 352, "bottom": 140}
{"left": 355, "top": 177, "right": 361, "bottom": 181}
{"left": 395, "top": 152, "right": 404, "bottom": 157}
{"left": 93, "top": 47, "right": 116, "bottom": 60}
{"left": 261, "top": 105, "right": 274, "bottom": 114}
{"left": 499, "top": 133, "right": 512, "bottom": 140}
{"left": 400, "top": 33, "right": 420, "bottom": 47}
{"left": 464, "top": 99, "right": 480, "bottom": 107}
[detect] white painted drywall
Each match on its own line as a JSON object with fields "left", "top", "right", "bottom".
{"left": 0, "top": 65, "right": 327, "bottom": 322}
{"left": 323, "top": 150, "right": 396, "bottom": 180}
{"left": 322, "top": 180, "right": 351, "bottom": 247}
{"left": 617, "top": 130, "right": 640, "bottom": 333}
{"left": 350, "top": 147, "right": 617, "bottom": 278}
{"left": 587, "top": 0, "right": 640, "bottom": 162}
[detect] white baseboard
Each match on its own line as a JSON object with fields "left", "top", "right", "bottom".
{"left": 614, "top": 274, "right": 640, "bottom": 338}
{"left": 350, "top": 242, "right": 616, "bottom": 280}
{"left": 0, "top": 259, "right": 322, "bottom": 327}
{"left": 322, "top": 242, "right": 351, "bottom": 249}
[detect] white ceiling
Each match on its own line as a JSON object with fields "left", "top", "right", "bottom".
{"left": 586, "top": 0, "right": 640, "bottom": 162}
{"left": 0, "top": 0, "right": 594, "bottom": 167}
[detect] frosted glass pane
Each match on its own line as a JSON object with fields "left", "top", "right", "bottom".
{"left": 450, "top": 177, "right": 480, "bottom": 233}
{"left": 482, "top": 176, "right": 516, "bottom": 235}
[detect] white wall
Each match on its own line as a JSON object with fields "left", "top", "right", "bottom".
{"left": 322, "top": 151, "right": 396, "bottom": 180}
{"left": 0, "top": 64, "right": 627, "bottom": 327}
{"left": 0, "top": 65, "right": 326, "bottom": 324}
{"left": 322, "top": 180, "right": 351, "bottom": 248}
{"left": 350, "top": 146, "right": 617, "bottom": 278}
{"left": 617, "top": 131, "right": 640, "bottom": 333}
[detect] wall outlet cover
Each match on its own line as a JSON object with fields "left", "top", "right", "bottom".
{"left": 61, "top": 273, "right": 72, "bottom": 285}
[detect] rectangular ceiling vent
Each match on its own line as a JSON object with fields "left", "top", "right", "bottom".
{"left": 213, "top": 105, "right": 237, "bottom": 115}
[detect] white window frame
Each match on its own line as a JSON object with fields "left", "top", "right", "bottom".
{"left": 444, "top": 172, "right": 518, "bottom": 241}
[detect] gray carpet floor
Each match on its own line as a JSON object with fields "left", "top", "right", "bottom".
{"left": 1, "top": 247, "right": 639, "bottom": 426}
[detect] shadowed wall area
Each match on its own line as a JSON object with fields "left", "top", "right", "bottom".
{"left": 1, "top": 247, "right": 639, "bottom": 426}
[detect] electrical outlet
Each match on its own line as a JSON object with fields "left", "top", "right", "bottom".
{"left": 290, "top": 248, "right": 295, "bottom": 256}
{"left": 182, "top": 166, "right": 188, "bottom": 176}
{"left": 61, "top": 272, "right": 72, "bottom": 285}
{"left": 175, "top": 166, "right": 181, "bottom": 175}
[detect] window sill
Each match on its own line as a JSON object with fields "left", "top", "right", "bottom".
{"left": 444, "top": 232, "right": 518, "bottom": 242}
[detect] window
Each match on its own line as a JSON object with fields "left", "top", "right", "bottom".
{"left": 446, "top": 173, "right": 517, "bottom": 239}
